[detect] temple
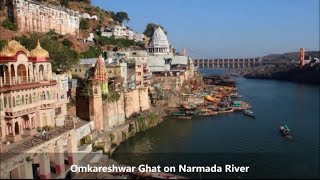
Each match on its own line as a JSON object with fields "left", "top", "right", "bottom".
{"left": 147, "top": 27, "right": 172, "bottom": 56}
{"left": 0, "top": 40, "right": 68, "bottom": 143}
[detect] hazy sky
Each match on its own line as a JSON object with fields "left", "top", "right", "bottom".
{"left": 93, "top": 0, "right": 319, "bottom": 58}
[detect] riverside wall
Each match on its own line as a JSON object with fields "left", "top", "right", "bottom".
{"left": 92, "top": 105, "right": 173, "bottom": 155}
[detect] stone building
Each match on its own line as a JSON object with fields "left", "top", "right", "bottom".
{"left": 0, "top": 40, "right": 68, "bottom": 143}
{"left": 6, "top": 0, "right": 80, "bottom": 36}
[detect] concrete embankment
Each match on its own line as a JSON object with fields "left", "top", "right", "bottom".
{"left": 91, "top": 106, "right": 175, "bottom": 155}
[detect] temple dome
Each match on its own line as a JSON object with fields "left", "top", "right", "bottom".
{"left": 30, "top": 41, "right": 49, "bottom": 58}
{"left": 0, "top": 46, "right": 15, "bottom": 57}
{"left": 150, "top": 27, "right": 170, "bottom": 48}
{"left": 0, "top": 40, "right": 30, "bottom": 57}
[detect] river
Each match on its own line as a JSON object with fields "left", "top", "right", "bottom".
{"left": 112, "top": 69, "right": 320, "bottom": 179}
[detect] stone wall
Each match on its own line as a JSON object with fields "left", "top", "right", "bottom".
{"left": 124, "top": 90, "right": 140, "bottom": 118}
{"left": 11, "top": 0, "right": 79, "bottom": 35}
{"left": 139, "top": 88, "right": 150, "bottom": 111}
{"left": 93, "top": 113, "right": 163, "bottom": 155}
{"left": 102, "top": 94, "right": 125, "bottom": 129}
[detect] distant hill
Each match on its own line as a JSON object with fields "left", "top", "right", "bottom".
{"left": 262, "top": 51, "right": 320, "bottom": 62}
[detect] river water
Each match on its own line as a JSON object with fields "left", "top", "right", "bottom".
{"left": 112, "top": 69, "right": 320, "bottom": 179}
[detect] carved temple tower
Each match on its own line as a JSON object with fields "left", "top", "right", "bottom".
{"left": 89, "top": 55, "right": 107, "bottom": 131}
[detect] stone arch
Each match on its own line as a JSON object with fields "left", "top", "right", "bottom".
{"left": 6, "top": 122, "right": 13, "bottom": 135}
{"left": 14, "top": 121, "right": 19, "bottom": 135}
{"left": 8, "top": 96, "right": 11, "bottom": 108}
{"left": 17, "top": 64, "right": 27, "bottom": 82}
{"left": 21, "top": 95, "right": 24, "bottom": 105}
{"left": 2, "top": 65, "right": 9, "bottom": 83}
{"left": 41, "top": 91, "right": 46, "bottom": 100}
{"left": 10, "top": 64, "right": 15, "bottom": 82}
{"left": 29, "top": 94, "right": 32, "bottom": 104}
{"left": 22, "top": 115, "right": 30, "bottom": 129}
{"left": 39, "top": 64, "right": 44, "bottom": 80}
{"left": 46, "top": 90, "right": 50, "bottom": 100}
{"left": 0, "top": 65, "right": 5, "bottom": 82}
{"left": 12, "top": 96, "right": 15, "bottom": 107}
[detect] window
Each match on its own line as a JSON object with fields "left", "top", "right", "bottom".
{"left": 55, "top": 107, "right": 62, "bottom": 116}
{"left": 4, "top": 97, "right": 7, "bottom": 108}
{"left": 32, "top": 93, "right": 36, "bottom": 103}
{"left": 41, "top": 92, "right": 46, "bottom": 100}
{"left": 16, "top": 95, "right": 22, "bottom": 106}
{"left": 138, "top": 72, "right": 141, "bottom": 75}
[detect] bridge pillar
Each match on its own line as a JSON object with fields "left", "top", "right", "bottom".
{"left": 67, "top": 135, "right": 78, "bottom": 166}
{"left": 55, "top": 145, "right": 65, "bottom": 175}
{"left": 39, "top": 153, "right": 51, "bottom": 179}
{"left": 10, "top": 161, "right": 33, "bottom": 179}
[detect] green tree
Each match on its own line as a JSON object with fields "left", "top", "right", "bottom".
{"left": 16, "top": 33, "right": 79, "bottom": 72}
{"left": 109, "top": 11, "right": 116, "bottom": 20}
{"left": 62, "top": 38, "right": 73, "bottom": 48}
{"left": 114, "top": 12, "right": 130, "bottom": 24}
{"left": 2, "top": 19, "right": 18, "bottom": 31}
{"left": 0, "top": 0, "right": 5, "bottom": 11}
{"left": 79, "top": 19, "right": 89, "bottom": 30}
{"left": 0, "top": 40, "right": 7, "bottom": 50}
{"left": 143, "top": 23, "right": 166, "bottom": 38}
{"left": 80, "top": 46, "right": 103, "bottom": 59}
{"left": 60, "top": 0, "right": 69, "bottom": 7}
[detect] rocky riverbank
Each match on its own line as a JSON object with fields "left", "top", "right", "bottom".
{"left": 243, "top": 63, "right": 320, "bottom": 84}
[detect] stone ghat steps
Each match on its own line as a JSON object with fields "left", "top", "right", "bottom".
{"left": 0, "top": 127, "right": 72, "bottom": 161}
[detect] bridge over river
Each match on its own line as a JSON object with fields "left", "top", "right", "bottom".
{"left": 193, "top": 57, "right": 262, "bottom": 68}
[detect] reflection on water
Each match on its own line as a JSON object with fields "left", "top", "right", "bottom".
{"left": 112, "top": 69, "right": 320, "bottom": 178}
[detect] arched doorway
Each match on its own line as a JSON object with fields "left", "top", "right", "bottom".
{"left": 6, "top": 123, "right": 12, "bottom": 135}
{"left": 22, "top": 115, "right": 30, "bottom": 129}
{"left": 17, "top": 64, "right": 27, "bottom": 82}
{"left": 14, "top": 122, "right": 19, "bottom": 135}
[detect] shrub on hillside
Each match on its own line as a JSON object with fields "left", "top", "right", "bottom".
{"left": 80, "top": 46, "right": 103, "bottom": 59}
{"left": 15, "top": 33, "right": 79, "bottom": 72}
{"left": 0, "top": 40, "right": 6, "bottom": 50}
{"left": 79, "top": 19, "right": 89, "bottom": 30}
{"left": 62, "top": 38, "right": 73, "bottom": 48}
{"left": 60, "top": 0, "right": 69, "bottom": 7}
{"left": 2, "top": 19, "right": 18, "bottom": 31}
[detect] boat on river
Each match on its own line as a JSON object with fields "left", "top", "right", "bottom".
{"left": 243, "top": 109, "right": 255, "bottom": 118}
{"left": 172, "top": 112, "right": 193, "bottom": 119}
{"left": 280, "top": 125, "right": 291, "bottom": 137}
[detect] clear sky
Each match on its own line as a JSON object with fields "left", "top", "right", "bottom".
{"left": 93, "top": 0, "right": 319, "bottom": 58}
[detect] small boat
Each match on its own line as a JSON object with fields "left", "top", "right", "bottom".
{"left": 243, "top": 109, "right": 255, "bottom": 118}
{"left": 172, "top": 112, "right": 193, "bottom": 119}
{"left": 230, "top": 93, "right": 242, "bottom": 98}
{"left": 280, "top": 125, "right": 291, "bottom": 137}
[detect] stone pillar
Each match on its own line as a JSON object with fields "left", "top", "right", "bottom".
{"left": 55, "top": 145, "right": 65, "bottom": 175}
{"left": 67, "top": 135, "right": 78, "bottom": 165}
{"left": 10, "top": 161, "right": 33, "bottom": 179}
{"left": 39, "top": 153, "right": 51, "bottom": 179}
